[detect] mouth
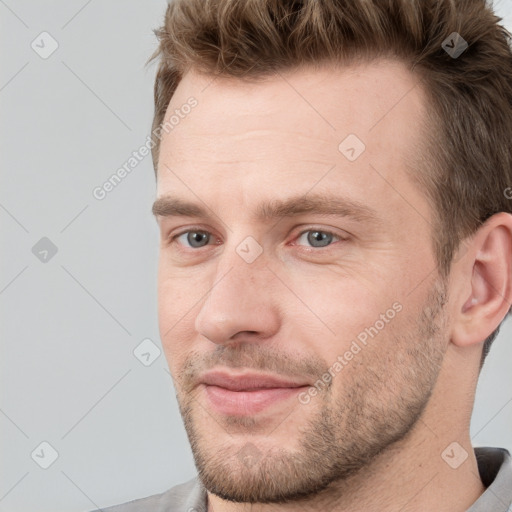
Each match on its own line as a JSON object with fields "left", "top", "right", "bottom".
{"left": 199, "top": 369, "right": 311, "bottom": 416}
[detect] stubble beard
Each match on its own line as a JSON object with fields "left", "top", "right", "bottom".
{"left": 176, "top": 280, "right": 448, "bottom": 504}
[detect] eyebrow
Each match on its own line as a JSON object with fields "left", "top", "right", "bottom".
{"left": 152, "top": 193, "right": 380, "bottom": 224}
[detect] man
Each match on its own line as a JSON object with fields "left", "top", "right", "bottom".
{"left": 97, "top": 0, "right": 512, "bottom": 510}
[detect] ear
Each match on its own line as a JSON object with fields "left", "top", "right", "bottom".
{"left": 450, "top": 212, "right": 512, "bottom": 348}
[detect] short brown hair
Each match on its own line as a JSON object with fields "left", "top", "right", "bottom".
{"left": 149, "top": 0, "right": 512, "bottom": 366}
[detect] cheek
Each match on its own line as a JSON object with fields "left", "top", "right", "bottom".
{"left": 157, "top": 275, "right": 200, "bottom": 368}
{"left": 157, "top": 264, "right": 200, "bottom": 324}
{"left": 324, "top": 307, "right": 413, "bottom": 405}
{"left": 286, "top": 274, "right": 400, "bottom": 351}
{"left": 159, "top": 323, "right": 194, "bottom": 379}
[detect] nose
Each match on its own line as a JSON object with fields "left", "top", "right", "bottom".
{"left": 194, "top": 249, "right": 281, "bottom": 346}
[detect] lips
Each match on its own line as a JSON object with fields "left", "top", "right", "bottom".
{"left": 199, "top": 370, "right": 310, "bottom": 416}
{"left": 201, "top": 370, "right": 308, "bottom": 391}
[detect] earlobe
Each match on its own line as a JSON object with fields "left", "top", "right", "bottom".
{"left": 451, "top": 213, "right": 512, "bottom": 348}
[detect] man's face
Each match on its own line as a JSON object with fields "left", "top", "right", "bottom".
{"left": 154, "top": 60, "right": 449, "bottom": 502}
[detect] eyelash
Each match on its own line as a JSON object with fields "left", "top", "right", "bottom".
{"left": 167, "top": 226, "right": 346, "bottom": 252}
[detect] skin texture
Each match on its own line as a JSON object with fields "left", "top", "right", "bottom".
{"left": 153, "top": 59, "right": 512, "bottom": 511}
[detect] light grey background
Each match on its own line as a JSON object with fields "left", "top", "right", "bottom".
{"left": 1, "top": 1, "right": 511, "bottom": 511}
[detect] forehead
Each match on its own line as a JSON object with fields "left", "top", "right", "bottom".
{"left": 156, "top": 59, "right": 431, "bottom": 230}
{"left": 166, "top": 59, "right": 422, "bottom": 130}
{"left": 159, "top": 59, "right": 426, "bottom": 166}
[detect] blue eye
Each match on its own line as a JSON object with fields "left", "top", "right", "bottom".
{"left": 296, "top": 230, "right": 341, "bottom": 248}
{"left": 170, "top": 228, "right": 342, "bottom": 250}
{"left": 174, "top": 230, "right": 212, "bottom": 248}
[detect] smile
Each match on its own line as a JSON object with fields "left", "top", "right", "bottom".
{"left": 199, "top": 370, "right": 310, "bottom": 416}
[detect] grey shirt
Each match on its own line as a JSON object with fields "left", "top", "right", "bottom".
{"left": 95, "top": 447, "right": 512, "bottom": 512}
